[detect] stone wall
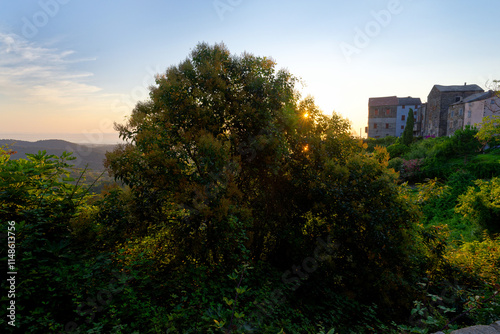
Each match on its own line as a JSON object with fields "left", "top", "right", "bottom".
{"left": 447, "top": 103, "right": 465, "bottom": 136}
{"left": 425, "top": 86, "right": 484, "bottom": 137}
{"left": 434, "top": 321, "right": 500, "bottom": 334}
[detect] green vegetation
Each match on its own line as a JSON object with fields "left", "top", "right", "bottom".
{"left": 402, "top": 108, "right": 415, "bottom": 146}
{"left": 1, "top": 44, "right": 499, "bottom": 333}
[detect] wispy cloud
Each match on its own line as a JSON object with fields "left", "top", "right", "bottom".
{"left": 0, "top": 32, "right": 101, "bottom": 105}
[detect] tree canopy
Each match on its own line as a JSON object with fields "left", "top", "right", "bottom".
{"left": 476, "top": 115, "right": 500, "bottom": 149}
{"left": 105, "top": 42, "right": 426, "bottom": 322}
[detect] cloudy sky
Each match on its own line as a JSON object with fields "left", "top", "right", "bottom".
{"left": 1, "top": 0, "right": 499, "bottom": 144}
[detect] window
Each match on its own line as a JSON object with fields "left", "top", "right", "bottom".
{"left": 386, "top": 108, "right": 390, "bottom": 115}
{"left": 451, "top": 110, "right": 454, "bottom": 117}
{"left": 402, "top": 105, "right": 406, "bottom": 109}
{"left": 459, "top": 108, "right": 463, "bottom": 116}
{"left": 401, "top": 125, "right": 404, "bottom": 129}
{"left": 401, "top": 115, "right": 406, "bottom": 121}
{"left": 385, "top": 123, "right": 389, "bottom": 129}
{"left": 455, "top": 96, "right": 461, "bottom": 103}
{"left": 374, "top": 109, "right": 379, "bottom": 116}
{"left": 374, "top": 123, "right": 377, "bottom": 129}
{"left": 468, "top": 110, "right": 471, "bottom": 118}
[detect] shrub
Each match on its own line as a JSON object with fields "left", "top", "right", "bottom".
{"left": 400, "top": 158, "right": 424, "bottom": 181}
{"left": 455, "top": 177, "right": 500, "bottom": 235}
{"left": 387, "top": 143, "right": 411, "bottom": 158}
{"left": 388, "top": 157, "right": 404, "bottom": 172}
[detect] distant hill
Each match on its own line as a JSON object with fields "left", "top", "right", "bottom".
{"left": 0, "top": 139, "right": 118, "bottom": 171}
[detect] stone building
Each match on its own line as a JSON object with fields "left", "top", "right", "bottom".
{"left": 447, "top": 102, "right": 465, "bottom": 136}
{"left": 415, "top": 103, "right": 427, "bottom": 137}
{"left": 447, "top": 90, "right": 500, "bottom": 136}
{"left": 423, "top": 84, "right": 484, "bottom": 137}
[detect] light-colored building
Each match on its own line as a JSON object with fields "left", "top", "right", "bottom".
{"left": 367, "top": 96, "right": 421, "bottom": 138}
{"left": 447, "top": 91, "right": 500, "bottom": 136}
{"left": 465, "top": 91, "right": 500, "bottom": 129}
{"left": 395, "top": 97, "right": 422, "bottom": 137}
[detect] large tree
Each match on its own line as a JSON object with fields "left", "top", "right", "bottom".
{"left": 106, "top": 43, "right": 425, "bottom": 318}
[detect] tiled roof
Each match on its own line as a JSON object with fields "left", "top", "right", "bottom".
{"left": 450, "top": 90, "right": 496, "bottom": 105}
{"left": 433, "top": 84, "right": 484, "bottom": 92}
{"left": 368, "top": 96, "right": 398, "bottom": 107}
{"left": 398, "top": 97, "right": 422, "bottom": 106}
{"left": 463, "top": 90, "right": 495, "bottom": 103}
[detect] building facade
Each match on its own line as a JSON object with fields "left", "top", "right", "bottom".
{"left": 395, "top": 97, "right": 422, "bottom": 137}
{"left": 367, "top": 96, "right": 399, "bottom": 138}
{"left": 415, "top": 103, "right": 427, "bottom": 137}
{"left": 367, "top": 96, "right": 421, "bottom": 138}
{"left": 447, "top": 90, "right": 500, "bottom": 136}
{"left": 424, "top": 84, "right": 484, "bottom": 137}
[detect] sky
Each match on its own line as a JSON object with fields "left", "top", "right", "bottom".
{"left": 1, "top": 0, "right": 499, "bottom": 144}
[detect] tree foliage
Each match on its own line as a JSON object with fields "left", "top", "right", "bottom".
{"left": 476, "top": 115, "right": 500, "bottom": 149}
{"left": 402, "top": 108, "right": 414, "bottom": 146}
{"left": 105, "top": 43, "right": 428, "bottom": 325}
{"left": 455, "top": 177, "right": 500, "bottom": 235}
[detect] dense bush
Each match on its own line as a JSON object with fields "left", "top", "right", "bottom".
{"left": 364, "top": 135, "right": 397, "bottom": 152}
{"left": 455, "top": 177, "right": 500, "bottom": 235}
{"left": 387, "top": 143, "right": 410, "bottom": 158}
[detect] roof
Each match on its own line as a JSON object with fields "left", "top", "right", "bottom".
{"left": 398, "top": 97, "right": 421, "bottom": 106}
{"left": 433, "top": 84, "right": 484, "bottom": 93}
{"left": 463, "top": 90, "right": 495, "bottom": 103}
{"left": 368, "top": 96, "right": 398, "bottom": 107}
{"left": 450, "top": 90, "right": 496, "bottom": 105}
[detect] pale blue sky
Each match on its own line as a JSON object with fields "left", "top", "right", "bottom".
{"left": 1, "top": 0, "right": 499, "bottom": 143}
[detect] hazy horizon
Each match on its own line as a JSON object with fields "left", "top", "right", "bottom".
{"left": 1, "top": 132, "right": 124, "bottom": 145}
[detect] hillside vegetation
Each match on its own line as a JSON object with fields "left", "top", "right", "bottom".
{"left": 0, "top": 139, "right": 114, "bottom": 171}
{"left": 0, "top": 43, "right": 499, "bottom": 334}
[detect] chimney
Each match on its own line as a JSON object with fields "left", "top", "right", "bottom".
{"left": 464, "top": 82, "right": 467, "bottom": 86}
